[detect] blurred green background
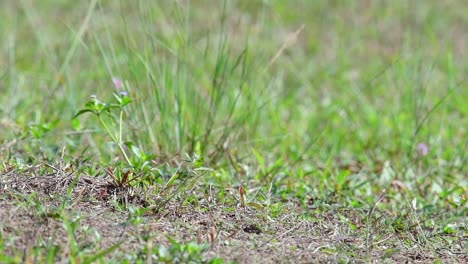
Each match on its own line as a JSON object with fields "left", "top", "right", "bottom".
{"left": 0, "top": 0, "right": 466, "bottom": 194}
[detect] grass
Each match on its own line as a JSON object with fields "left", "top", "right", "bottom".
{"left": 0, "top": 0, "right": 467, "bottom": 263}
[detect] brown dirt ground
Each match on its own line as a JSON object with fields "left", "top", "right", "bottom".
{"left": 1, "top": 169, "right": 466, "bottom": 263}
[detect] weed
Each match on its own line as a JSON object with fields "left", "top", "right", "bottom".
{"left": 74, "top": 90, "right": 135, "bottom": 166}
{"left": 142, "top": 238, "right": 221, "bottom": 264}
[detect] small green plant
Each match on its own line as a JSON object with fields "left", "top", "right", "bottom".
{"left": 29, "top": 119, "right": 59, "bottom": 140}
{"left": 146, "top": 238, "right": 222, "bottom": 264}
{"left": 74, "top": 87, "right": 134, "bottom": 166}
{"left": 127, "top": 206, "right": 148, "bottom": 226}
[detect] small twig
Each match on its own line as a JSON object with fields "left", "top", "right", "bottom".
{"left": 265, "top": 24, "right": 305, "bottom": 71}
{"left": 405, "top": 194, "right": 428, "bottom": 246}
{"left": 311, "top": 244, "right": 333, "bottom": 254}
{"left": 374, "top": 233, "right": 395, "bottom": 245}
{"left": 365, "top": 189, "right": 387, "bottom": 256}
{"left": 239, "top": 184, "right": 245, "bottom": 208}
{"left": 257, "top": 220, "right": 305, "bottom": 249}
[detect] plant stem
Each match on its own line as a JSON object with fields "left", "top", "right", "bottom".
{"left": 98, "top": 114, "right": 132, "bottom": 166}
{"left": 119, "top": 110, "right": 123, "bottom": 145}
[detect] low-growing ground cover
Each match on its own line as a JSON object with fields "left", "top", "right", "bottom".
{"left": 0, "top": 1, "right": 466, "bottom": 263}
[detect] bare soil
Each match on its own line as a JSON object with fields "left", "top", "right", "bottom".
{"left": 1, "top": 168, "right": 466, "bottom": 263}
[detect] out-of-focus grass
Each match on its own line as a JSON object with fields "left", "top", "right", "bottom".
{"left": 0, "top": 0, "right": 466, "bottom": 262}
